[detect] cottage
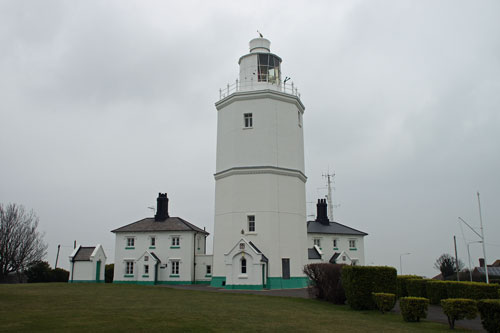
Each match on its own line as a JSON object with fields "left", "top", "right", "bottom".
{"left": 69, "top": 244, "right": 107, "bottom": 283}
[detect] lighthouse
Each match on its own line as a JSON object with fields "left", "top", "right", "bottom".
{"left": 210, "top": 37, "right": 308, "bottom": 289}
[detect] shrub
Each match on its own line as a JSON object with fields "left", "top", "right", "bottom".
{"left": 407, "top": 278, "right": 429, "bottom": 298}
{"left": 105, "top": 264, "right": 114, "bottom": 283}
{"left": 400, "top": 297, "right": 429, "bottom": 322}
{"left": 427, "top": 281, "right": 449, "bottom": 305}
{"left": 342, "top": 266, "right": 397, "bottom": 310}
{"left": 477, "top": 299, "right": 500, "bottom": 333}
{"left": 372, "top": 293, "right": 396, "bottom": 313}
{"left": 397, "top": 275, "right": 422, "bottom": 298}
{"left": 25, "top": 261, "right": 52, "bottom": 283}
{"left": 446, "top": 281, "right": 500, "bottom": 300}
{"left": 441, "top": 299, "right": 477, "bottom": 329}
{"left": 51, "top": 268, "right": 69, "bottom": 282}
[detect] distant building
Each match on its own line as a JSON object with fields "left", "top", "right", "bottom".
{"left": 307, "top": 199, "right": 367, "bottom": 265}
{"left": 472, "top": 258, "right": 500, "bottom": 281}
{"left": 111, "top": 193, "right": 211, "bottom": 285}
{"left": 69, "top": 244, "right": 106, "bottom": 283}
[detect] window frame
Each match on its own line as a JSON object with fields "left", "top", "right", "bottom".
{"left": 171, "top": 236, "right": 180, "bottom": 248}
{"left": 241, "top": 257, "right": 247, "bottom": 274}
{"left": 247, "top": 215, "right": 255, "bottom": 233}
{"left": 170, "top": 261, "right": 180, "bottom": 276}
{"left": 313, "top": 238, "right": 321, "bottom": 248}
{"left": 125, "top": 261, "right": 134, "bottom": 275}
{"left": 349, "top": 239, "right": 357, "bottom": 249}
{"left": 144, "top": 264, "right": 149, "bottom": 274}
{"left": 244, "top": 113, "right": 253, "bottom": 128}
{"left": 126, "top": 237, "right": 135, "bottom": 248}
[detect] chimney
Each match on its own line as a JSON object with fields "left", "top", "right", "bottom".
{"left": 315, "top": 199, "right": 329, "bottom": 225}
{"left": 154, "top": 193, "right": 169, "bottom": 221}
{"left": 479, "top": 258, "right": 485, "bottom": 268}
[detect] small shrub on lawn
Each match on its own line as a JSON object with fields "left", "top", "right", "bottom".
{"left": 303, "top": 263, "right": 346, "bottom": 304}
{"left": 446, "top": 281, "right": 499, "bottom": 300}
{"left": 397, "top": 275, "right": 422, "bottom": 298}
{"left": 342, "top": 266, "right": 397, "bottom": 310}
{"left": 477, "top": 299, "right": 500, "bottom": 333}
{"left": 427, "top": 281, "right": 449, "bottom": 305}
{"left": 372, "top": 292, "right": 396, "bottom": 313}
{"left": 407, "top": 278, "right": 429, "bottom": 298}
{"left": 400, "top": 297, "right": 429, "bottom": 322}
{"left": 441, "top": 299, "right": 477, "bottom": 329}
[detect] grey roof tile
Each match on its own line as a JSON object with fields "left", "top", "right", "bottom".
{"left": 476, "top": 267, "right": 500, "bottom": 276}
{"left": 307, "top": 220, "right": 368, "bottom": 236}
{"left": 111, "top": 217, "right": 209, "bottom": 234}
{"left": 329, "top": 252, "right": 341, "bottom": 263}
{"left": 73, "top": 247, "right": 95, "bottom": 261}
{"left": 308, "top": 247, "right": 321, "bottom": 259}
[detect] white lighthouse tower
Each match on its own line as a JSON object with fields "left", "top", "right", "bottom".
{"left": 211, "top": 37, "right": 308, "bottom": 289}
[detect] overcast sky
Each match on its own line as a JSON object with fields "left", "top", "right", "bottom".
{"left": 1, "top": 0, "right": 499, "bottom": 278}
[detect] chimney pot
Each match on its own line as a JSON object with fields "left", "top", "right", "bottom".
{"left": 154, "top": 193, "right": 169, "bottom": 221}
{"left": 479, "top": 258, "right": 485, "bottom": 267}
{"left": 315, "top": 198, "right": 330, "bottom": 225}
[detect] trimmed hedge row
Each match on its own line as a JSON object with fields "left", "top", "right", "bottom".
{"left": 372, "top": 292, "right": 396, "bottom": 313}
{"left": 477, "top": 299, "right": 500, "bottom": 333}
{"left": 407, "top": 278, "right": 429, "bottom": 298}
{"left": 342, "top": 266, "right": 397, "bottom": 310}
{"left": 427, "top": 281, "right": 500, "bottom": 304}
{"left": 397, "top": 275, "right": 422, "bottom": 298}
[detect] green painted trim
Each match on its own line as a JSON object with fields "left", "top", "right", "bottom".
{"left": 225, "top": 284, "right": 263, "bottom": 290}
{"left": 350, "top": 248, "right": 357, "bottom": 251}
{"left": 205, "top": 274, "right": 212, "bottom": 277}
{"left": 194, "top": 280, "right": 211, "bottom": 285}
{"left": 68, "top": 280, "right": 104, "bottom": 283}
{"left": 267, "top": 277, "right": 308, "bottom": 289}
{"left": 210, "top": 276, "right": 226, "bottom": 288}
{"left": 170, "top": 246, "right": 180, "bottom": 249}
{"left": 113, "top": 280, "right": 155, "bottom": 285}
{"left": 155, "top": 280, "right": 193, "bottom": 285}
{"left": 124, "top": 274, "right": 134, "bottom": 278}
{"left": 149, "top": 246, "right": 156, "bottom": 249}
{"left": 169, "top": 274, "right": 180, "bottom": 278}
{"left": 142, "top": 275, "right": 149, "bottom": 278}
{"left": 333, "top": 247, "right": 339, "bottom": 250}
{"left": 125, "top": 247, "right": 135, "bottom": 250}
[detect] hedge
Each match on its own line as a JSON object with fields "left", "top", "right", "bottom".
{"left": 446, "top": 281, "right": 500, "bottom": 300}
{"left": 407, "top": 278, "right": 429, "bottom": 298}
{"left": 303, "top": 263, "right": 346, "bottom": 304}
{"left": 372, "top": 293, "right": 396, "bottom": 313}
{"left": 477, "top": 299, "right": 500, "bottom": 333}
{"left": 342, "top": 266, "right": 397, "bottom": 310}
{"left": 397, "top": 275, "right": 422, "bottom": 298}
{"left": 427, "top": 281, "right": 449, "bottom": 305}
{"left": 400, "top": 297, "right": 429, "bottom": 322}
{"left": 441, "top": 299, "right": 477, "bottom": 329}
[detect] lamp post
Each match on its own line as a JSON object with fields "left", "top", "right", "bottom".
{"left": 400, "top": 253, "right": 411, "bottom": 275}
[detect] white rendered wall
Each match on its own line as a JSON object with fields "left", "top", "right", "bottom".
{"left": 71, "top": 261, "right": 93, "bottom": 281}
{"left": 307, "top": 233, "right": 365, "bottom": 265}
{"left": 195, "top": 254, "right": 213, "bottom": 282}
{"left": 113, "top": 231, "right": 202, "bottom": 283}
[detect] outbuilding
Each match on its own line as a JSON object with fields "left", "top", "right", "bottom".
{"left": 69, "top": 244, "right": 107, "bottom": 283}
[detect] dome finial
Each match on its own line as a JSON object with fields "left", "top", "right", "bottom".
{"left": 257, "top": 30, "right": 263, "bottom": 38}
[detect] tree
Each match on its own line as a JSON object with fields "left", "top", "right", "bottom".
{"left": 434, "top": 253, "right": 464, "bottom": 279}
{"left": 0, "top": 203, "right": 48, "bottom": 282}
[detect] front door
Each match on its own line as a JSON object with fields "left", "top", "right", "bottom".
{"left": 96, "top": 260, "right": 101, "bottom": 282}
{"left": 282, "top": 258, "right": 290, "bottom": 279}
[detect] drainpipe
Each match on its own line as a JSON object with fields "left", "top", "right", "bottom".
{"left": 193, "top": 232, "right": 197, "bottom": 284}
{"left": 70, "top": 259, "right": 74, "bottom": 283}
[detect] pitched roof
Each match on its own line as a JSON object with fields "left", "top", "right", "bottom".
{"left": 111, "top": 217, "right": 209, "bottom": 234}
{"left": 307, "top": 220, "right": 368, "bottom": 236}
{"left": 308, "top": 247, "right": 321, "bottom": 259}
{"left": 476, "top": 267, "right": 500, "bottom": 277}
{"left": 249, "top": 241, "right": 268, "bottom": 263}
{"left": 150, "top": 252, "right": 161, "bottom": 263}
{"left": 73, "top": 247, "right": 95, "bottom": 261}
{"left": 329, "top": 252, "right": 341, "bottom": 263}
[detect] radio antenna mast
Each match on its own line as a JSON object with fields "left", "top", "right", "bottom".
{"left": 322, "top": 171, "right": 335, "bottom": 221}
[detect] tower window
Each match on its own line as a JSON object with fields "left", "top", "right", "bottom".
{"left": 257, "top": 54, "right": 281, "bottom": 84}
{"left": 248, "top": 215, "right": 255, "bottom": 232}
{"left": 241, "top": 258, "right": 247, "bottom": 274}
{"left": 244, "top": 113, "right": 253, "bottom": 128}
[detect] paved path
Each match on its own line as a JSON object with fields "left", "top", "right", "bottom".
{"left": 159, "top": 284, "right": 485, "bottom": 331}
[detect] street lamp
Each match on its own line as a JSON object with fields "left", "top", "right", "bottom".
{"left": 466, "top": 240, "right": 482, "bottom": 281}
{"left": 400, "top": 253, "right": 411, "bottom": 275}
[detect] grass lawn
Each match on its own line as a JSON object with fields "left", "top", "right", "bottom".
{"left": 0, "top": 283, "right": 468, "bottom": 332}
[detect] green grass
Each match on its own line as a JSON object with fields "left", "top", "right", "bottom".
{"left": 0, "top": 283, "right": 468, "bottom": 332}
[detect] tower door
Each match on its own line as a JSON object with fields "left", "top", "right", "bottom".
{"left": 282, "top": 258, "right": 290, "bottom": 279}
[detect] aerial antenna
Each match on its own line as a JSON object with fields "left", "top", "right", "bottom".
{"left": 257, "top": 30, "right": 263, "bottom": 38}
{"left": 322, "top": 170, "right": 336, "bottom": 221}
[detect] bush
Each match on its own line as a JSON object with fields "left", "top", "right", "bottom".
{"left": 397, "top": 275, "right": 422, "bottom": 298}
{"left": 372, "top": 293, "right": 396, "bottom": 313}
{"left": 400, "top": 297, "right": 429, "bottom": 322}
{"left": 25, "top": 261, "right": 53, "bottom": 283}
{"left": 446, "top": 281, "right": 499, "bottom": 300}
{"left": 51, "top": 268, "right": 69, "bottom": 282}
{"left": 441, "top": 299, "right": 477, "bottom": 329}
{"left": 427, "top": 281, "right": 449, "bottom": 305}
{"left": 477, "top": 299, "right": 500, "bottom": 333}
{"left": 342, "top": 266, "right": 397, "bottom": 310}
{"left": 407, "top": 278, "right": 429, "bottom": 298}
{"left": 304, "top": 263, "right": 346, "bottom": 304}
{"left": 105, "top": 264, "right": 114, "bottom": 283}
